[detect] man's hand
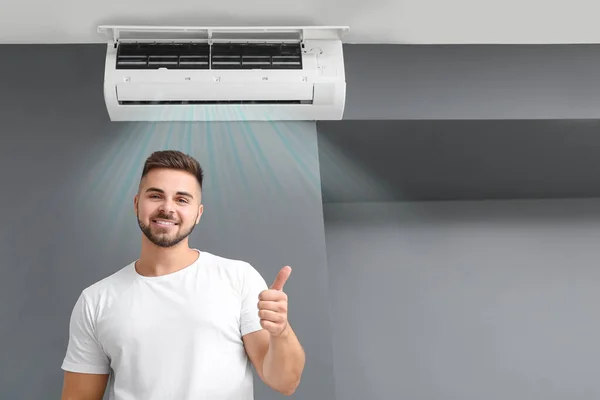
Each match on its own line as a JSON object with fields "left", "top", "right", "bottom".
{"left": 258, "top": 266, "right": 292, "bottom": 337}
{"left": 244, "top": 265, "right": 305, "bottom": 395}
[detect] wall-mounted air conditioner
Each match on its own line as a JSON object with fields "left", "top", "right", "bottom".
{"left": 97, "top": 25, "right": 349, "bottom": 121}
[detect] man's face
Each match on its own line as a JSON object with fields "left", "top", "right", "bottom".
{"left": 134, "top": 168, "right": 203, "bottom": 248}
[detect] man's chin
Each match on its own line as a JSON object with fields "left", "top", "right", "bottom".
{"left": 147, "top": 236, "right": 181, "bottom": 248}
{"left": 152, "top": 227, "right": 177, "bottom": 235}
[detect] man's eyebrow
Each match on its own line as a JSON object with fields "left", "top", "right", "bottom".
{"left": 145, "top": 187, "right": 194, "bottom": 198}
{"left": 177, "top": 191, "right": 194, "bottom": 198}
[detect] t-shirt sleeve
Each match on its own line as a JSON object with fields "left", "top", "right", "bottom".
{"left": 240, "top": 263, "right": 269, "bottom": 336}
{"left": 61, "top": 291, "right": 111, "bottom": 374}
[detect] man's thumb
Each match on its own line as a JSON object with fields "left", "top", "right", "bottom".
{"left": 270, "top": 266, "right": 292, "bottom": 290}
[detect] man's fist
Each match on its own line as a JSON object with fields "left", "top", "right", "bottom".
{"left": 258, "top": 266, "right": 292, "bottom": 337}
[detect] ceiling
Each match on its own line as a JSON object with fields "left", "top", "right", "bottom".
{"left": 2, "top": 0, "right": 600, "bottom": 44}
{"left": 317, "top": 119, "right": 600, "bottom": 203}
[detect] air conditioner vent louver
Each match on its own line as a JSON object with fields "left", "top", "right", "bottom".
{"left": 119, "top": 100, "right": 308, "bottom": 105}
{"left": 211, "top": 43, "right": 302, "bottom": 70}
{"left": 116, "top": 43, "right": 210, "bottom": 69}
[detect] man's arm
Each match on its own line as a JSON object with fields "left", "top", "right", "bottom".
{"left": 242, "top": 265, "right": 305, "bottom": 395}
{"left": 61, "top": 291, "right": 111, "bottom": 399}
{"left": 61, "top": 372, "right": 109, "bottom": 400}
{"left": 243, "top": 324, "right": 305, "bottom": 395}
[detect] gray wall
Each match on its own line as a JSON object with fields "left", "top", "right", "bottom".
{"left": 320, "top": 43, "right": 600, "bottom": 400}
{"left": 318, "top": 119, "right": 600, "bottom": 203}
{"left": 324, "top": 199, "right": 600, "bottom": 400}
{"left": 0, "top": 45, "right": 334, "bottom": 400}
{"left": 4, "top": 41, "right": 600, "bottom": 400}
{"left": 343, "top": 44, "right": 600, "bottom": 119}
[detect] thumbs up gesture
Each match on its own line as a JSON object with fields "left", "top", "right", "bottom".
{"left": 258, "top": 266, "right": 292, "bottom": 337}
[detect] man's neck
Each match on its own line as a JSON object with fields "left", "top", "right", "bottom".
{"left": 136, "top": 239, "right": 199, "bottom": 277}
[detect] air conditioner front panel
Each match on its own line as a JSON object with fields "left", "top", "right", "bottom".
{"left": 115, "top": 83, "right": 314, "bottom": 102}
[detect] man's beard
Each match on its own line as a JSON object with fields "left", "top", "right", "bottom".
{"left": 137, "top": 211, "right": 197, "bottom": 248}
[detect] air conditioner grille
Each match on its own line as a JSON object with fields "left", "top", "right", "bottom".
{"left": 211, "top": 43, "right": 302, "bottom": 70}
{"left": 115, "top": 42, "right": 303, "bottom": 70}
{"left": 116, "top": 43, "right": 210, "bottom": 69}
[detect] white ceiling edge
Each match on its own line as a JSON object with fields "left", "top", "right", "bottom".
{"left": 3, "top": 31, "right": 600, "bottom": 45}
{"left": 1, "top": 0, "right": 600, "bottom": 45}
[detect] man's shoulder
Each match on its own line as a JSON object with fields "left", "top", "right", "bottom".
{"left": 201, "top": 251, "right": 254, "bottom": 270}
{"left": 79, "top": 262, "right": 136, "bottom": 305}
{"left": 201, "top": 251, "right": 266, "bottom": 283}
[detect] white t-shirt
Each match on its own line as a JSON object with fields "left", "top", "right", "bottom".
{"left": 61, "top": 250, "right": 269, "bottom": 400}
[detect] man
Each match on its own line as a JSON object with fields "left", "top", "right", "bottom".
{"left": 60, "top": 150, "right": 305, "bottom": 400}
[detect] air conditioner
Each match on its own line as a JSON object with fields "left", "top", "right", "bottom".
{"left": 97, "top": 25, "right": 349, "bottom": 122}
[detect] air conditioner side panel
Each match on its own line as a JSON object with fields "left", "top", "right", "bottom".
{"left": 103, "top": 43, "right": 120, "bottom": 121}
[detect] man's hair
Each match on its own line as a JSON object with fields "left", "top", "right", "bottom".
{"left": 141, "top": 150, "right": 204, "bottom": 190}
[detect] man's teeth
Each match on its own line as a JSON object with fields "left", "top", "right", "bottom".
{"left": 155, "top": 220, "right": 175, "bottom": 226}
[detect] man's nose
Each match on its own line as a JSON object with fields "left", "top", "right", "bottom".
{"left": 159, "top": 199, "right": 176, "bottom": 214}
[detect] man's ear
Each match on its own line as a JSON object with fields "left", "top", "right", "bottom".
{"left": 196, "top": 204, "right": 203, "bottom": 224}
{"left": 133, "top": 194, "right": 139, "bottom": 214}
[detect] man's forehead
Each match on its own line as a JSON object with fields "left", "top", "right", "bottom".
{"left": 144, "top": 169, "right": 194, "bottom": 184}
{"left": 139, "top": 173, "right": 201, "bottom": 197}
